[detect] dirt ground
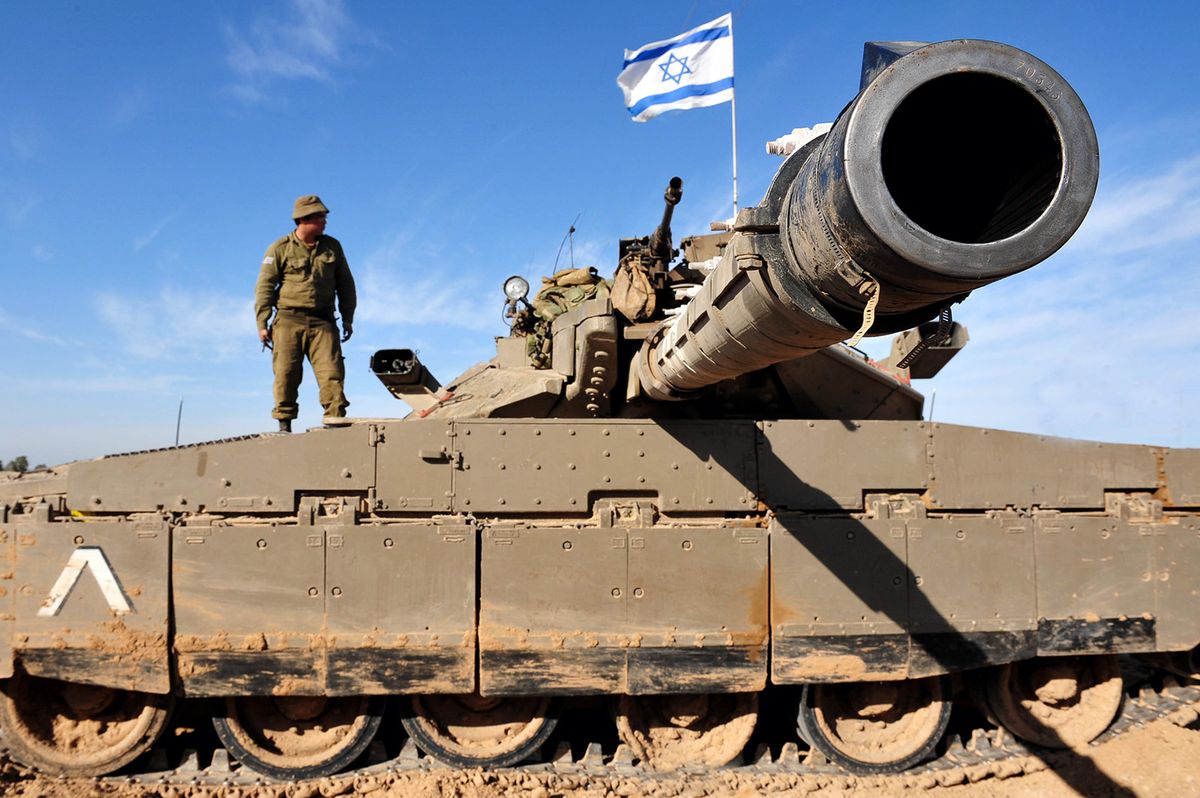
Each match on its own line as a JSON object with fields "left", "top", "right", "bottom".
{"left": 1, "top": 711, "right": 1196, "bottom": 798}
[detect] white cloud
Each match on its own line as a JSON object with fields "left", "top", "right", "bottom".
{"left": 32, "top": 245, "right": 53, "bottom": 262}
{"left": 222, "top": 0, "right": 370, "bottom": 104}
{"left": 134, "top": 213, "right": 177, "bottom": 252}
{"left": 0, "top": 307, "right": 72, "bottom": 346}
{"left": 548, "top": 236, "right": 607, "bottom": 273}
{"left": 12, "top": 373, "right": 198, "bottom": 395}
{"left": 1071, "top": 154, "right": 1200, "bottom": 256}
{"left": 359, "top": 270, "right": 497, "bottom": 331}
{"left": 355, "top": 232, "right": 497, "bottom": 331}
{"left": 8, "top": 369, "right": 262, "bottom": 401}
{"left": 94, "top": 286, "right": 253, "bottom": 361}
{"left": 917, "top": 152, "right": 1200, "bottom": 448}
{"left": 226, "top": 83, "right": 266, "bottom": 106}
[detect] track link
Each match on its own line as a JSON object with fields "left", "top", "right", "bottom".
{"left": 1, "top": 674, "right": 1183, "bottom": 794}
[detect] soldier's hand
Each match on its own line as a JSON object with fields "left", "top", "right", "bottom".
{"left": 342, "top": 323, "right": 353, "bottom": 342}
{"left": 259, "top": 328, "right": 271, "bottom": 344}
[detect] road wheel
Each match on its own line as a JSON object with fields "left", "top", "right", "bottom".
{"left": 0, "top": 668, "right": 173, "bottom": 776}
{"left": 400, "top": 694, "right": 557, "bottom": 768}
{"left": 796, "top": 676, "right": 951, "bottom": 774}
{"left": 212, "top": 694, "right": 383, "bottom": 779}
{"left": 985, "top": 655, "right": 1123, "bottom": 748}
{"left": 616, "top": 692, "right": 758, "bottom": 770}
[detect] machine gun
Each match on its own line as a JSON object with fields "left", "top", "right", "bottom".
{"left": 647, "top": 176, "right": 683, "bottom": 266}
{"left": 611, "top": 177, "right": 686, "bottom": 323}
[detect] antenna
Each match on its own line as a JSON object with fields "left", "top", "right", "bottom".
{"left": 553, "top": 213, "right": 583, "bottom": 271}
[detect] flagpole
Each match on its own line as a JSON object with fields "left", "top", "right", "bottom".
{"left": 729, "top": 15, "right": 739, "bottom": 216}
{"left": 731, "top": 91, "right": 739, "bottom": 216}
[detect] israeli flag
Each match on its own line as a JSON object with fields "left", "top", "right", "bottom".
{"left": 617, "top": 13, "right": 734, "bottom": 122}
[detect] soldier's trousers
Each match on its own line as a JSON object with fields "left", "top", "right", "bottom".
{"left": 271, "top": 310, "right": 348, "bottom": 420}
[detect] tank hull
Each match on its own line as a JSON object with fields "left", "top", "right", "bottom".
{"left": 6, "top": 419, "right": 1197, "bottom": 698}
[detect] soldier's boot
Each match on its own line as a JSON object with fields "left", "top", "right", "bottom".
{"left": 279, "top": 419, "right": 292, "bottom": 433}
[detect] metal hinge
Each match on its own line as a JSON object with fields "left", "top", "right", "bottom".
{"left": 1105, "top": 493, "right": 1164, "bottom": 523}
{"left": 595, "top": 500, "right": 656, "bottom": 528}
{"left": 335, "top": 496, "right": 359, "bottom": 525}
{"left": 297, "top": 496, "right": 320, "bottom": 526}
{"left": 864, "top": 493, "right": 926, "bottom": 520}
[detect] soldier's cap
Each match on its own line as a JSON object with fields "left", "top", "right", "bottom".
{"left": 293, "top": 194, "right": 330, "bottom": 221}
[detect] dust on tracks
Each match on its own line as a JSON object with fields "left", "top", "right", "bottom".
{"left": 3, "top": 712, "right": 1198, "bottom": 798}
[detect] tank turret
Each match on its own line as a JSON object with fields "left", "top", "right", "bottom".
{"left": 388, "top": 39, "right": 1097, "bottom": 422}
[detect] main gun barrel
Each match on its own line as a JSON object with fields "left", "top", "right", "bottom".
{"left": 634, "top": 40, "right": 1098, "bottom": 400}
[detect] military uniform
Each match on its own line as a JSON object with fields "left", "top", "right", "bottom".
{"left": 255, "top": 196, "right": 357, "bottom": 424}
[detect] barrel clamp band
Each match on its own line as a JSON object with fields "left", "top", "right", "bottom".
{"left": 806, "top": 144, "right": 880, "bottom": 347}
{"left": 809, "top": 147, "right": 873, "bottom": 293}
{"left": 896, "top": 306, "right": 954, "bottom": 369}
{"left": 845, "top": 275, "right": 880, "bottom": 347}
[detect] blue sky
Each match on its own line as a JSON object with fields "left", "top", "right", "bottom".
{"left": 2, "top": 1, "right": 1198, "bottom": 467}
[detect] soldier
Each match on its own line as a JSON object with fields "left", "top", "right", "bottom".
{"left": 255, "top": 195, "right": 357, "bottom": 433}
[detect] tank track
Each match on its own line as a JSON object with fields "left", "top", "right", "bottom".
{"left": 4, "top": 672, "right": 1194, "bottom": 794}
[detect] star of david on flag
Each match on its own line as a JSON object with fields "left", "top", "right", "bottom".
{"left": 617, "top": 13, "right": 734, "bottom": 122}
{"left": 658, "top": 53, "right": 693, "bottom": 85}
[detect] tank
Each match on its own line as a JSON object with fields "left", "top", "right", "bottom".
{"left": 1, "top": 39, "right": 1197, "bottom": 783}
